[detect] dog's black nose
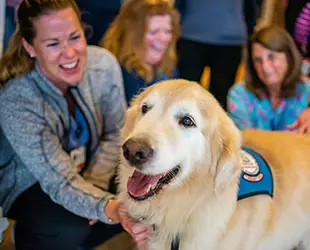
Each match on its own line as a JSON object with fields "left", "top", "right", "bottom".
{"left": 122, "top": 138, "right": 154, "bottom": 166}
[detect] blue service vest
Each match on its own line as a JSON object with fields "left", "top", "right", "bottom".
{"left": 171, "top": 146, "right": 274, "bottom": 250}
{"left": 238, "top": 146, "right": 273, "bottom": 200}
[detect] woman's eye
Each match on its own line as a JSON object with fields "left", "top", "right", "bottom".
{"left": 148, "top": 30, "right": 159, "bottom": 35}
{"left": 253, "top": 57, "right": 262, "bottom": 63}
{"left": 71, "top": 35, "right": 81, "bottom": 41}
{"left": 47, "top": 43, "right": 58, "bottom": 47}
{"left": 141, "top": 104, "right": 149, "bottom": 114}
{"left": 268, "top": 53, "right": 275, "bottom": 60}
{"left": 179, "top": 116, "right": 196, "bottom": 127}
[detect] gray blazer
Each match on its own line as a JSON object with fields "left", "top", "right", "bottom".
{"left": 0, "top": 46, "right": 126, "bottom": 223}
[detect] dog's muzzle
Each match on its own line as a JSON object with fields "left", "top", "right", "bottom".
{"left": 122, "top": 138, "right": 154, "bottom": 168}
{"left": 122, "top": 137, "right": 181, "bottom": 201}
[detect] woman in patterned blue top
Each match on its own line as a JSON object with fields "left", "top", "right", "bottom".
{"left": 102, "top": 0, "right": 180, "bottom": 105}
{"left": 228, "top": 26, "right": 310, "bottom": 133}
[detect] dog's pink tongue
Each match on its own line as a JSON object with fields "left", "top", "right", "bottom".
{"left": 127, "top": 170, "right": 162, "bottom": 197}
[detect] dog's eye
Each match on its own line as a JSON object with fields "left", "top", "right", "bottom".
{"left": 179, "top": 116, "right": 196, "bottom": 127}
{"left": 141, "top": 103, "right": 149, "bottom": 114}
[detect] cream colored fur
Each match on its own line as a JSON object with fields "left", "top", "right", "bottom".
{"left": 118, "top": 79, "right": 310, "bottom": 250}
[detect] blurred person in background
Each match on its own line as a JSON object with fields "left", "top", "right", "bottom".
{"left": 256, "top": 0, "right": 310, "bottom": 82}
{"left": 174, "top": 0, "right": 257, "bottom": 110}
{"left": 102, "top": 0, "right": 180, "bottom": 105}
{"left": 228, "top": 26, "right": 310, "bottom": 133}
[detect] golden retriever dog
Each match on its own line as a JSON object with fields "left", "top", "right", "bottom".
{"left": 118, "top": 79, "right": 310, "bottom": 250}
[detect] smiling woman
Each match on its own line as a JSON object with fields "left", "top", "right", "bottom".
{"left": 227, "top": 26, "right": 310, "bottom": 133}
{"left": 0, "top": 0, "right": 87, "bottom": 86}
{"left": 21, "top": 7, "right": 87, "bottom": 92}
{"left": 0, "top": 0, "right": 149, "bottom": 249}
{"left": 101, "top": 0, "right": 180, "bottom": 105}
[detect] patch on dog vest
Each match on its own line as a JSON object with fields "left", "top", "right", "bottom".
{"left": 237, "top": 147, "right": 273, "bottom": 200}
{"left": 170, "top": 147, "right": 274, "bottom": 250}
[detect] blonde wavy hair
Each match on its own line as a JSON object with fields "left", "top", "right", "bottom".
{"left": 0, "top": 0, "right": 82, "bottom": 86}
{"left": 102, "top": 0, "right": 180, "bottom": 82}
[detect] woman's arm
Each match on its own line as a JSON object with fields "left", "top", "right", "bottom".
{"left": 83, "top": 52, "right": 127, "bottom": 190}
{"left": 287, "top": 83, "right": 310, "bottom": 133}
{"left": 0, "top": 89, "right": 117, "bottom": 223}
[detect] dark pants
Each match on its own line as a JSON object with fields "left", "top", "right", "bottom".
{"left": 177, "top": 38, "right": 243, "bottom": 110}
{"left": 8, "top": 183, "right": 123, "bottom": 250}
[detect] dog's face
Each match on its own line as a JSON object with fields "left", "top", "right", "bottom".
{"left": 120, "top": 80, "right": 241, "bottom": 202}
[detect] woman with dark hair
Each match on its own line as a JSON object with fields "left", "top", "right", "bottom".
{"left": 102, "top": 0, "right": 180, "bottom": 105}
{"left": 0, "top": 0, "right": 148, "bottom": 249}
{"left": 255, "top": 0, "right": 310, "bottom": 82}
{"left": 228, "top": 26, "right": 310, "bottom": 133}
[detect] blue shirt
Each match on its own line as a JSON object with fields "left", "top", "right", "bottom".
{"left": 122, "top": 67, "right": 178, "bottom": 105}
{"left": 66, "top": 105, "right": 89, "bottom": 151}
{"left": 65, "top": 105, "right": 90, "bottom": 172}
{"left": 179, "top": 0, "right": 247, "bottom": 45}
{"left": 228, "top": 82, "right": 310, "bottom": 130}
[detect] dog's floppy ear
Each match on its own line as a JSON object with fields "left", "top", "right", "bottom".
{"left": 121, "top": 94, "right": 142, "bottom": 142}
{"left": 212, "top": 114, "right": 241, "bottom": 194}
{"left": 121, "top": 107, "right": 139, "bottom": 142}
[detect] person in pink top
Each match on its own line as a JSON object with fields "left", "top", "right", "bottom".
{"left": 285, "top": 0, "right": 310, "bottom": 83}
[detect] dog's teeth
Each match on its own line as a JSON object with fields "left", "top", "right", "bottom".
{"left": 129, "top": 169, "right": 136, "bottom": 177}
{"left": 151, "top": 183, "right": 157, "bottom": 190}
{"left": 147, "top": 184, "right": 152, "bottom": 192}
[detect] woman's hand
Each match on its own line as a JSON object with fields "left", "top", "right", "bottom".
{"left": 104, "top": 198, "right": 121, "bottom": 222}
{"left": 301, "top": 75, "right": 310, "bottom": 84}
{"left": 287, "top": 108, "right": 310, "bottom": 134}
{"left": 105, "top": 199, "right": 150, "bottom": 249}
{"left": 118, "top": 203, "right": 150, "bottom": 249}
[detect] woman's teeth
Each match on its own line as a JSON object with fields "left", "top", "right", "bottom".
{"left": 151, "top": 45, "right": 164, "bottom": 52}
{"left": 61, "top": 61, "right": 78, "bottom": 69}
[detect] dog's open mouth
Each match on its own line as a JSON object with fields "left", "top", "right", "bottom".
{"left": 127, "top": 166, "right": 181, "bottom": 201}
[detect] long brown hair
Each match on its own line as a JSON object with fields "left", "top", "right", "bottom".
{"left": 102, "top": 0, "right": 180, "bottom": 82}
{"left": 0, "top": 0, "right": 82, "bottom": 85}
{"left": 246, "top": 25, "right": 302, "bottom": 98}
